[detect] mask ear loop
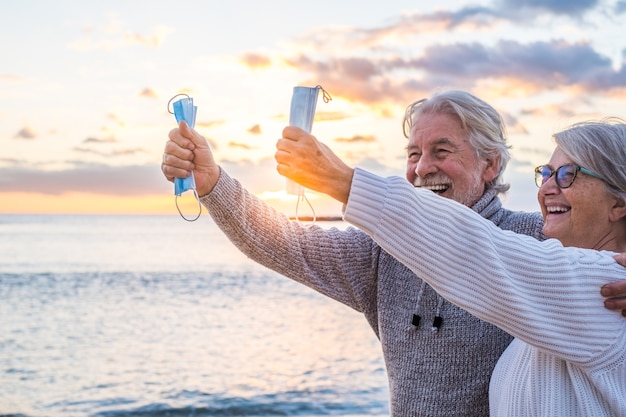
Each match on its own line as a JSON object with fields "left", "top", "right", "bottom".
{"left": 175, "top": 190, "right": 202, "bottom": 222}
{"left": 167, "top": 93, "right": 202, "bottom": 222}
{"left": 167, "top": 93, "right": 190, "bottom": 114}
{"left": 317, "top": 85, "right": 332, "bottom": 104}
{"left": 291, "top": 85, "right": 330, "bottom": 224}
{"left": 294, "top": 187, "right": 316, "bottom": 223}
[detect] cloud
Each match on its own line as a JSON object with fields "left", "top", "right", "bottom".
{"left": 285, "top": 56, "right": 426, "bottom": 108}
{"left": 14, "top": 127, "right": 37, "bottom": 140}
{"left": 83, "top": 136, "right": 117, "bottom": 144}
{"left": 270, "top": 6, "right": 626, "bottom": 129}
{"left": 294, "top": 7, "right": 501, "bottom": 52}
{"left": 0, "top": 152, "right": 399, "bottom": 200}
{"left": 618, "top": 1, "right": 626, "bottom": 13}
{"left": 389, "top": 0, "right": 600, "bottom": 32}
{"left": 0, "top": 164, "right": 168, "bottom": 196}
{"left": 498, "top": 0, "right": 599, "bottom": 15}
{"left": 296, "top": 2, "right": 596, "bottom": 52}
{"left": 241, "top": 53, "right": 273, "bottom": 69}
{"left": 139, "top": 88, "right": 159, "bottom": 99}
{"left": 228, "top": 141, "right": 258, "bottom": 150}
{"left": 0, "top": 157, "right": 25, "bottom": 165}
{"left": 0, "top": 156, "right": 290, "bottom": 198}
{"left": 107, "top": 113, "right": 126, "bottom": 126}
{"left": 501, "top": 113, "right": 529, "bottom": 135}
{"left": 123, "top": 26, "right": 173, "bottom": 47}
{"left": 286, "top": 55, "right": 383, "bottom": 82}
{"left": 414, "top": 40, "right": 626, "bottom": 91}
{"left": 196, "top": 120, "right": 225, "bottom": 129}
{"left": 394, "top": 6, "right": 501, "bottom": 32}
{"left": 247, "top": 124, "right": 262, "bottom": 135}
{"left": 334, "top": 134, "right": 377, "bottom": 144}
{"left": 73, "top": 147, "right": 148, "bottom": 157}
{"left": 519, "top": 102, "right": 577, "bottom": 118}
{"left": 287, "top": 39, "right": 626, "bottom": 107}
{"left": 314, "top": 111, "right": 353, "bottom": 122}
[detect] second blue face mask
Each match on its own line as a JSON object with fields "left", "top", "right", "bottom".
{"left": 287, "top": 85, "right": 332, "bottom": 196}
{"left": 287, "top": 86, "right": 320, "bottom": 196}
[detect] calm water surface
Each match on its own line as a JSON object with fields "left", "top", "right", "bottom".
{"left": 0, "top": 215, "right": 388, "bottom": 417}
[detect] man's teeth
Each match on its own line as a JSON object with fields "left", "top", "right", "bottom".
{"left": 422, "top": 185, "right": 448, "bottom": 192}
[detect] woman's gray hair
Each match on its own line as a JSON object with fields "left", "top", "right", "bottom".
{"left": 402, "top": 90, "right": 511, "bottom": 194}
{"left": 554, "top": 118, "right": 626, "bottom": 201}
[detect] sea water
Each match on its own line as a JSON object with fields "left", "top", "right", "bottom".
{"left": 0, "top": 214, "right": 388, "bottom": 417}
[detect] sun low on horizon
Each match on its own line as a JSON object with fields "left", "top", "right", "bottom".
{"left": 2, "top": 1, "right": 626, "bottom": 216}
{"left": 0, "top": 188, "right": 345, "bottom": 218}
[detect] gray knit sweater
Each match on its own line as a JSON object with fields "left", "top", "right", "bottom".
{"left": 200, "top": 169, "right": 545, "bottom": 417}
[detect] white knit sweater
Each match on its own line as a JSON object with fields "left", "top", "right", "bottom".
{"left": 201, "top": 169, "right": 545, "bottom": 416}
{"left": 344, "top": 168, "right": 626, "bottom": 416}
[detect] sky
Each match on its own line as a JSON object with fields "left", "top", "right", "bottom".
{"left": 1, "top": 0, "right": 626, "bottom": 216}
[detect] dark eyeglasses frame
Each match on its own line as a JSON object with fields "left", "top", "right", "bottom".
{"left": 534, "top": 164, "right": 605, "bottom": 189}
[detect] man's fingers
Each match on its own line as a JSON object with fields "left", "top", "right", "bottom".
{"left": 282, "top": 126, "right": 308, "bottom": 141}
{"left": 613, "top": 252, "right": 626, "bottom": 268}
{"left": 179, "top": 120, "right": 214, "bottom": 152}
{"left": 603, "top": 297, "right": 626, "bottom": 316}
{"left": 161, "top": 159, "right": 193, "bottom": 181}
{"left": 275, "top": 138, "right": 294, "bottom": 154}
{"left": 168, "top": 126, "right": 192, "bottom": 148}
{"left": 161, "top": 138, "right": 195, "bottom": 181}
{"left": 601, "top": 278, "right": 626, "bottom": 297}
{"left": 163, "top": 139, "right": 194, "bottom": 165}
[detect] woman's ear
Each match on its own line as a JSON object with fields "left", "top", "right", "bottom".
{"left": 609, "top": 196, "right": 626, "bottom": 222}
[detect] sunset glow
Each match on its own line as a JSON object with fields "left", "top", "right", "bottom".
{"left": 2, "top": 1, "right": 626, "bottom": 215}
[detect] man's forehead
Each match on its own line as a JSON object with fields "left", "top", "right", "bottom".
{"left": 410, "top": 114, "right": 466, "bottom": 141}
{"left": 408, "top": 136, "right": 460, "bottom": 149}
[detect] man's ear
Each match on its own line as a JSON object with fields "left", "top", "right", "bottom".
{"left": 481, "top": 156, "right": 500, "bottom": 184}
{"left": 609, "top": 196, "right": 626, "bottom": 222}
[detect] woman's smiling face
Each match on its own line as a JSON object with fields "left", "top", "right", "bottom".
{"left": 538, "top": 146, "right": 617, "bottom": 249}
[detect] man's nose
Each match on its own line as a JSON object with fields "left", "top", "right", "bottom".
{"left": 415, "top": 154, "right": 437, "bottom": 178}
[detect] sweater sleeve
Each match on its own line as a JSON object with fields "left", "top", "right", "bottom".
{"left": 343, "top": 168, "right": 626, "bottom": 366}
{"left": 199, "top": 168, "right": 379, "bottom": 313}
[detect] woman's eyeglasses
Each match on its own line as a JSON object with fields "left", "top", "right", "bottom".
{"left": 534, "top": 164, "right": 605, "bottom": 188}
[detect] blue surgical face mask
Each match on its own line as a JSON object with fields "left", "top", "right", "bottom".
{"left": 168, "top": 94, "right": 202, "bottom": 221}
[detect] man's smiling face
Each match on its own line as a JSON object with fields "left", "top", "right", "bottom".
{"left": 405, "top": 112, "right": 494, "bottom": 208}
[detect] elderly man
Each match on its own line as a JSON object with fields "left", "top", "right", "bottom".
{"left": 161, "top": 90, "right": 626, "bottom": 416}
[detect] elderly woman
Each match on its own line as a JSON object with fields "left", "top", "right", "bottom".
{"left": 276, "top": 119, "right": 626, "bottom": 416}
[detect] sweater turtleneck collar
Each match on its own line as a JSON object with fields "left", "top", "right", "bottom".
{"left": 471, "top": 187, "right": 504, "bottom": 223}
